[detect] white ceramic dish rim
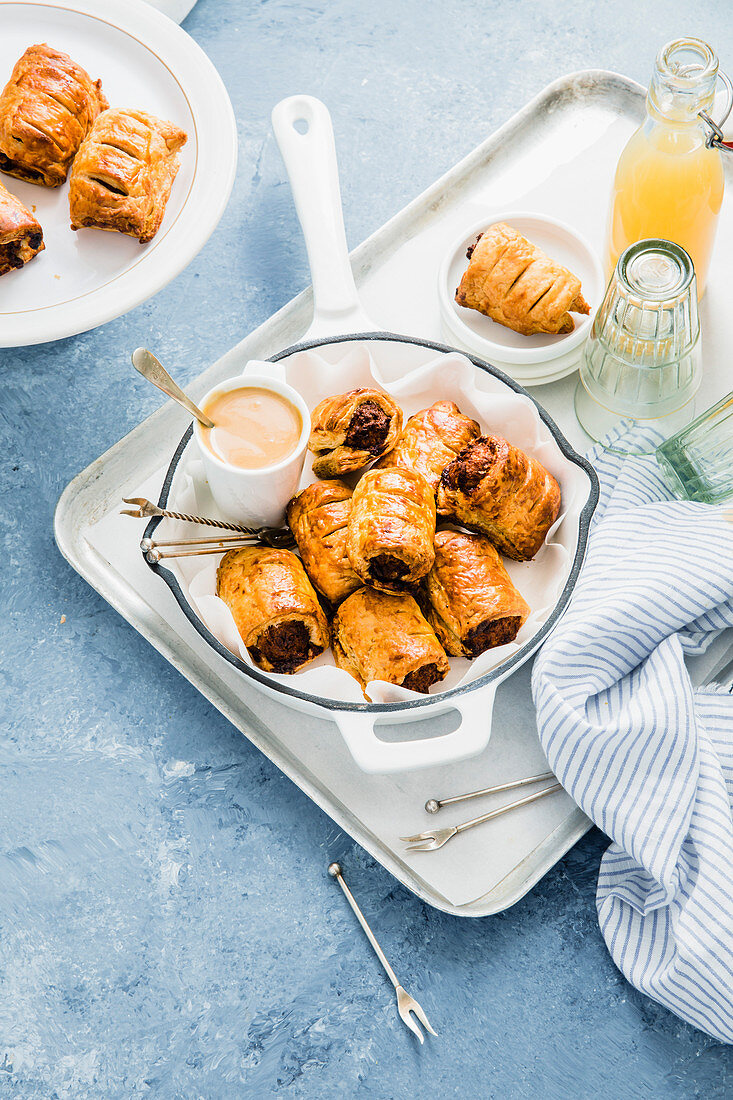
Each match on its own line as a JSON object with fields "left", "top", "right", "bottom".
{"left": 145, "top": 332, "right": 600, "bottom": 723}
{"left": 439, "top": 211, "right": 604, "bottom": 367}
{"left": 0, "top": 0, "right": 238, "bottom": 347}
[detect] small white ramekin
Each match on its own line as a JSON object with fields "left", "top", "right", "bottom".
{"left": 439, "top": 211, "right": 604, "bottom": 384}
{"left": 193, "top": 375, "right": 310, "bottom": 527}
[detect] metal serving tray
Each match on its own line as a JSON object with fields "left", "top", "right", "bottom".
{"left": 54, "top": 71, "right": 733, "bottom": 915}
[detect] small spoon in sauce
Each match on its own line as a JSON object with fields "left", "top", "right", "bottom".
{"left": 132, "top": 347, "right": 215, "bottom": 429}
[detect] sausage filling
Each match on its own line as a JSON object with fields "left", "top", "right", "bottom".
{"left": 0, "top": 230, "right": 42, "bottom": 270}
{"left": 0, "top": 239, "right": 25, "bottom": 269}
{"left": 464, "top": 614, "right": 522, "bottom": 657}
{"left": 0, "top": 153, "right": 45, "bottom": 182}
{"left": 465, "top": 231, "right": 483, "bottom": 260}
{"left": 344, "top": 400, "right": 390, "bottom": 454}
{"left": 250, "top": 620, "right": 321, "bottom": 673}
{"left": 443, "top": 437, "right": 497, "bottom": 495}
{"left": 402, "top": 663, "right": 442, "bottom": 693}
{"left": 369, "top": 553, "right": 408, "bottom": 586}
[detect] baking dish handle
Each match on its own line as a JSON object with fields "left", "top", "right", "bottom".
{"left": 272, "top": 94, "right": 373, "bottom": 339}
{"left": 333, "top": 684, "right": 497, "bottom": 775}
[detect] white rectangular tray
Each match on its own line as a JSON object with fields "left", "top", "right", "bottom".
{"left": 54, "top": 71, "right": 733, "bottom": 915}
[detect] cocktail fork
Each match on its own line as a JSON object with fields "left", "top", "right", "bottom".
{"left": 121, "top": 497, "right": 295, "bottom": 553}
{"left": 402, "top": 782, "right": 563, "bottom": 851}
{"left": 328, "top": 862, "right": 437, "bottom": 1043}
{"left": 122, "top": 497, "right": 252, "bottom": 530}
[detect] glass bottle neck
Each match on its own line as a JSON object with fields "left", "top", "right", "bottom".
{"left": 646, "top": 36, "right": 718, "bottom": 125}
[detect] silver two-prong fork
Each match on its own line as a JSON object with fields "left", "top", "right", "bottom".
{"left": 402, "top": 782, "right": 563, "bottom": 852}
{"left": 328, "top": 863, "right": 437, "bottom": 1043}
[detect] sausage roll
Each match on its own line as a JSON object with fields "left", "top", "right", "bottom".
{"left": 286, "top": 480, "right": 363, "bottom": 606}
{"left": 375, "top": 400, "right": 480, "bottom": 493}
{"left": 0, "top": 44, "right": 107, "bottom": 187}
{"left": 424, "top": 530, "right": 530, "bottom": 657}
{"left": 69, "top": 108, "right": 187, "bottom": 243}
{"left": 0, "top": 179, "right": 44, "bottom": 275}
{"left": 437, "top": 435, "right": 561, "bottom": 561}
{"left": 347, "top": 467, "right": 436, "bottom": 591}
{"left": 308, "top": 388, "right": 403, "bottom": 478}
{"left": 333, "top": 588, "right": 449, "bottom": 697}
{"left": 455, "top": 223, "right": 590, "bottom": 336}
{"left": 216, "top": 546, "right": 329, "bottom": 674}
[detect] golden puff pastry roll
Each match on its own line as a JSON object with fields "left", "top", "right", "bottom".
{"left": 0, "top": 179, "right": 44, "bottom": 276}
{"left": 216, "top": 546, "right": 329, "bottom": 674}
{"left": 424, "top": 530, "right": 530, "bottom": 657}
{"left": 347, "top": 467, "right": 436, "bottom": 591}
{"left": 0, "top": 44, "right": 107, "bottom": 187}
{"left": 455, "top": 223, "right": 590, "bottom": 336}
{"left": 69, "top": 108, "right": 187, "bottom": 243}
{"left": 375, "top": 400, "right": 480, "bottom": 493}
{"left": 332, "top": 587, "right": 449, "bottom": 697}
{"left": 437, "top": 435, "right": 561, "bottom": 561}
{"left": 286, "top": 480, "right": 363, "bottom": 606}
{"left": 308, "top": 388, "right": 403, "bottom": 478}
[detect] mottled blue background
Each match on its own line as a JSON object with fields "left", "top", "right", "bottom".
{"left": 2, "top": 1, "right": 733, "bottom": 1096}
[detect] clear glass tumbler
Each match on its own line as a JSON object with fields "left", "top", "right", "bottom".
{"left": 575, "top": 238, "right": 702, "bottom": 455}
{"left": 656, "top": 391, "right": 733, "bottom": 504}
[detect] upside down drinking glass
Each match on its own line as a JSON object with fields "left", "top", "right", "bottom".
{"left": 575, "top": 238, "right": 702, "bottom": 454}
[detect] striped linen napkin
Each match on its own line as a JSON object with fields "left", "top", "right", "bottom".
{"left": 532, "top": 426, "right": 733, "bottom": 1041}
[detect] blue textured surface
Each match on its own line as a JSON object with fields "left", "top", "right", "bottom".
{"left": 3, "top": 0, "right": 733, "bottom": 1096}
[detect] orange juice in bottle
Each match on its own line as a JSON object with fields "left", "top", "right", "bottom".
{"left": 606, "top": 37, "right": 725, "bottom": 297}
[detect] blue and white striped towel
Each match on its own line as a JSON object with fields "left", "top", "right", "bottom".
{"left": 532, "top": 426, "right": 733, "bottom": 1042}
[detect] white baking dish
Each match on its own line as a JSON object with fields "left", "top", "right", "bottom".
{"left": 143, "top": 96, "right": 599, "bottom": 774}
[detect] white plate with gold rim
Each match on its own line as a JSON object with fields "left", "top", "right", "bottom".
{"left": 0, "top": 0, "right": 237, "bottom": 347}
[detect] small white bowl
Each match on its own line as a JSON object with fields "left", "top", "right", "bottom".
{"left": 439, "top": 212, "right": 604, "bottom": 383}
{"left": 194, "top": 375, "right": 310, "bottom": 527}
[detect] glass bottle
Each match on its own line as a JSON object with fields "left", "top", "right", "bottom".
{"left": 606, "top": 37, "right": 725, "bottom": 297}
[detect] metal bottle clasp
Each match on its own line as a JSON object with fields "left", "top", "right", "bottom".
{"left": 699, "top": 69, "right": 733, "bottom": 153}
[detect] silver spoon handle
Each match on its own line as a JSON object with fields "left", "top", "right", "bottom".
{"left": 132, "top": 348, "right": 214, "bottom": 429}
{"left": 329, "top": 864, "right": 399, "bottom": 990}
{"left": 455, "top": 783, "right": 563, "bottom": 836}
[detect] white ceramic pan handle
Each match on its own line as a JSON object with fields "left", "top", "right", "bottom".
{"left": 333, "top": 684, "right": 498, "bottom": 775}
{"left": 273, "top": 95, "right": 495, "bottom": 777}
{"left": 272, "top": 95, "right": 373, "bottom": 339}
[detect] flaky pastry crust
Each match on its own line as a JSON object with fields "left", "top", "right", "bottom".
{"left": 346, "top": 467, "right": 436, "bottom": 592}
{"left": 308, "top": 388, "right": 403, "bottom": 478}
{"left": 423, "top": 530, "right": 530, "bottom": 657}
{"left": 375, "top": 400, "right": 480, "bottom": 493}
{"left": 437, "top": 435, "right": 561, "bottom": 561}
{"left": 0, "top": 44, "right": 107, "bottom": 187}
{"left": 216, "top": 546, "right": 329, "bottom": 674}
{"left": 332, "top": 587, "right": 449, "bottom": 697}
{"left": 286, "top": 480, "right": 363, "bottom": 606}
{"left": 69, "top": 108, "right": 187, "bottom": 243}
{"left": 455, "top": 223, "right": 590, "bottom": 336}
{"left": 0, "top": 179, "right": 44, "bottom": 275}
